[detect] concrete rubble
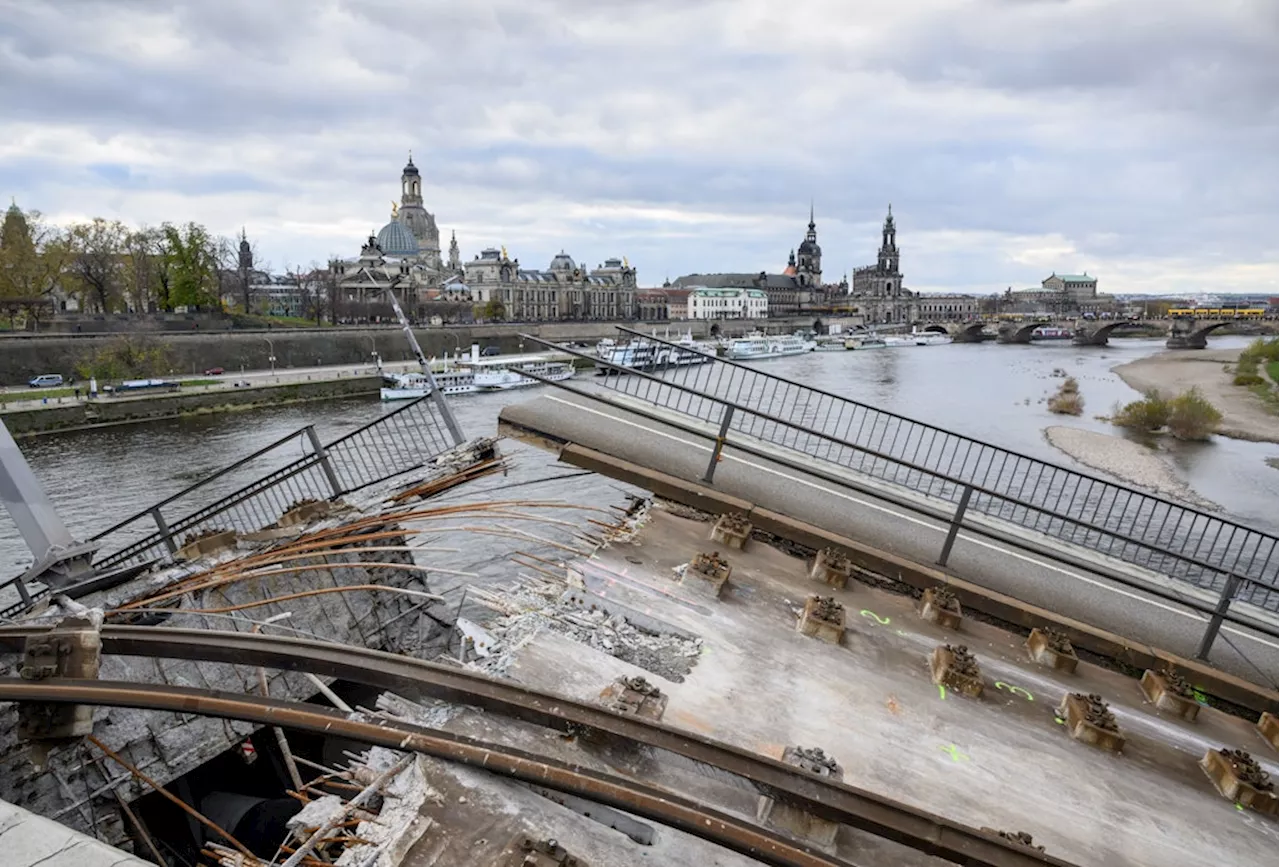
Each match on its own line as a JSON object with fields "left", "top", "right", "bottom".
{"left": 472, "top": 576, "right": 703, "bottom": 682}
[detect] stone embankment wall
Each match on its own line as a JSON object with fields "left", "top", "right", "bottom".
{"left": 3, "top": 377, "right": 381, "bottom": 436}
{"left": 0, "top": 317, "right": 816, "bottom": 383}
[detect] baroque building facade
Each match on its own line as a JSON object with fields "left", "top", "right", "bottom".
{"left": 672, "top": 208, "right": 824, "bottom": 314}
{"left": 329, "top": 156, "right": 450, "bottom": 313}
{"left": 462, "top": 248, "right": 637, "bottom": 321}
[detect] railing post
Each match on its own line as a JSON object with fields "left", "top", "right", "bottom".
{"left": 1195, "top": 573, "right": 1241, "bottom": 661}
{"left": 936, "top": 485, "right": 974, "bottom": 567}
{"left": 150, "top": 507, "right": 178, "bottom": 556}
{"left": 701, "top": 405, "right": 735, "bottom": 483}
{"left": 304, "top": 425, "right": 345, "bottom": 498}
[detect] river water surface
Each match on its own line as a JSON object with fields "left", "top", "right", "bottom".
{"left": 3, "top": 335, "right": 1275, "bottom": 574}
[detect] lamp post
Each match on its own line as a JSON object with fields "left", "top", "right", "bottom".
{"left": 263, "top": 336, "right": 276, "bottom": 375}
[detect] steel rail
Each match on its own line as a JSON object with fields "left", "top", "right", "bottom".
{"left": 0, "top": 625, "right": 1068, "bottom": 867}
{"left": 0, "top": 678, "right": 845, "bottom": 867}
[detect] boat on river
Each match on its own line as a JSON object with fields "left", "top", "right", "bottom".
{"left": 884, "top": 329, "right": 953, "bottom": 348}
{"left": 1032, "top": 326, "right": 1073, "bottom": 341}
{"left": 726, "top": 332, "right": 816, "bottom": 361}
{"left": 381, "top": 346, "right": 574, "bottom": 400}
{"left": 844, "top": 334, "right": 888, "bottom": 350}
{"left": 595, "top": 330, "right": 715, "bottom": 375}
{"left": 814, "top": 337, "right": 848, "bottom": 352}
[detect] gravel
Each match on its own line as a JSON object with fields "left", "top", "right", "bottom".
{"left": 1043, "top": 426, "right": 1220, "bottom": 510}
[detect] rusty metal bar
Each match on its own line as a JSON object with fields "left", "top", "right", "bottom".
{"left": 0, "top": 626, "right": 1070, "bottom": 867}
{"left": 0, "top": 678, "right": 851, "bottom": 867}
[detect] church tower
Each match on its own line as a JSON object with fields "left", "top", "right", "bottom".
{"left": 396, "top": 153, "right": 442, "bottom": 268}
{"left": 447, "top": 231, "right": 462, "bottom": 274}
{"left": 795, "top": 204, "right": 822, "bottom": 287}
{"left": 876, "top": 205, "right": 903, "bottom": 300}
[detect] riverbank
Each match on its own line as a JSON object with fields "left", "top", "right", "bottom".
{"left": 1112, "top": 347, "right": 1278, "bottom": 443}
{"left": 1043, "top": 426, "right": 1220, "bottom": 510}
{"left": 0, "top": 376, "right": 381, "bottom": 436}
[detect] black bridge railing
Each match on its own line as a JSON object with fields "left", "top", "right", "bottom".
{"left": 521, "top": 327, "right": 1277, "bottom": 660}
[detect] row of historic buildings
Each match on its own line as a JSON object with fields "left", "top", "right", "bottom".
{"left": 327, "top": 157, "right": 637, "bottom": 320}
{"left": 320, "top": 155, "right": 1104, "bottom": 324}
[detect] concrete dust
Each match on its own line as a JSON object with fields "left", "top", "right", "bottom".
{"left": 473, "top": 575, "right": 702, "bottom": 682}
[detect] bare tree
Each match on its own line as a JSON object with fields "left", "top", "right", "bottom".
{"left": 66, "top": 218, "right": 130, "bottom": 313}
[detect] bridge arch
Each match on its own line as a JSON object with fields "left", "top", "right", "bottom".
{"left": 921, "top": 324, "right": 949, "bottom": 334}
{"left": 1187, "top": 321, "right": 1233, "bottom": 342}
{"left": 997, "top": 320, "right": 1052, "bottom": 344}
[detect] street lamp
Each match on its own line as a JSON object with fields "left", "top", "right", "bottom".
{"left": 263, "top": 336, "right": 276, "bottom": 375}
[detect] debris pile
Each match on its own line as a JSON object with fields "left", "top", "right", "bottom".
{"left": 1218, "top": 749, "right": 1274, "bottom": 792}
{"left": 944, "top": 645, "right": 979, "bottom": 678}
{"left": 285, "top": 497, "right": 321, "bottom": 512}
{"left": 474, "top": 576, "right": 702, "bottom": 682}
{"left": 1041, "top": 627, "right": 1075, "bottom": 655}
{"left": 690, "top": 551, "right": 730, "bottom": 578}
{"left": 1073, "top": 693, "right": 1119, "bottom": 732}
{"left": 718, "top": 512, "right": 751, "bottom": 533}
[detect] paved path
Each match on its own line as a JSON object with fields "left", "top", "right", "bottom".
{"left": 499, "top": 391, "right": 1279, "bottom": 688}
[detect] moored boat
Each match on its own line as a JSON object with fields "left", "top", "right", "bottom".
{"left": 726, "top": 332, "right": 816, "bottom": 360}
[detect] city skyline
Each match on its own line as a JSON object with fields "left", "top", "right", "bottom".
{"left": 1, "top": 0, "right": 1275, "bottom": 296}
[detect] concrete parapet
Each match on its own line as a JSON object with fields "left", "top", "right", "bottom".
{"left": 756, "top": 746, "right": 843, "bottom": 849}
{"left": 930, "top": 644, "right": 983, "bottom": 698}
{"left": 797, "top": 596, "right": 845, "bottom": 645}
{"left": 809, "top": 547, "right": 852, "bottom": 589}
{"left": 710, "top": 512, "right": 751, "bottom": 549}
{"left": 1140, "top": 669, "right": 1201, "bottom": 722}
{"left": 1199, "top": 748, "right": 1277, "bottom": 817}
{"left": 1026, "top": 627, "right": 1079, "bottom": 674}
{"left": 1059, "top": 692, "right": 1125, "bottom": 753}
{"left": 918, "top": 586, "right": 962, "bottom": 630}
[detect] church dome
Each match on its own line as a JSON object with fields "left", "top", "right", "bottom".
{"left": 376, "top": 219, "right": 418, "bottom": 257}
{"left": 798, "top": 239, "right": 820, "bottom": 255}
{"left": 402, "top": 156, "right": 420, "bottom": 177}
{"left": 549, "top": 251, "right": 576, "bottom": 271}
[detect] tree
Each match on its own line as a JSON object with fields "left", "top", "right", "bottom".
{"left": 482, "top": 299, "right": 506, "bottom": 321}
{"left": 161, "top": 222, "right": 222, "bottom": 310}
{"left": 123, "top": 227, "right": 164, "bottom": 313}
{"left": 0, "top": 205, "right": 68, "bottom": 328}
{"left": 287, "top": 264, "right": 325, "bottom": 324}
{"left": 66, "top": 218, "right": 130, "bottom": 313}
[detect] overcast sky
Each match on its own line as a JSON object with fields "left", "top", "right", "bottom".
{"left": 1, "top": 0, "right": 1276, "bottom": 296}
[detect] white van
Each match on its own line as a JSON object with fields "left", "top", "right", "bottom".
{"left": 27, "top": 374, "right": 64, "bottom": 388}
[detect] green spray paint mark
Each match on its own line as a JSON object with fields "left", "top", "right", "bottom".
{"left": 860, "top": 609, "right": 890, "bottom": 625}
{"left": 937, "top": 684, "right": 947, "bottom": 700}
{"left": 938, "top": 744, "right": 970, "bottom": 763}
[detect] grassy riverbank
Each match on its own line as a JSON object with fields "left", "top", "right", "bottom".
{"left": 1112, "top": 346, "right": 1278, "bottom": 443}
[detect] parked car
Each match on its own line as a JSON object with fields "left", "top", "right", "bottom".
{"left": 480, "top": 345, "right": 502, "bottom": 357}
{"left": 28, "top": 374, "right": 64, "bottom": 388}
{"left": 203, "top": 367, "right": 225, "bottom": 375}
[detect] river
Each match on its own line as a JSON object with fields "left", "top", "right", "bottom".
{"left": 2, "top": 335, "right": 1275, "bottom": 573}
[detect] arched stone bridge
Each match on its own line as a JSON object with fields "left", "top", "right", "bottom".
{"left": 1164, "top": 319, "right": 1235, "bottom": 349}
{"left": 928, "top": 319, "right": 1235, "bottom": 349}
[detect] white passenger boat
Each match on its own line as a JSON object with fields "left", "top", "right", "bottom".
{"left": 884, "top": 329, "right": 953, "bottom": 348}
{"left": 726, "top": 332, "right": 816, "bottom": 361}
{"left": 380, "top": 345, "right": 575, "bottom": 399}
{"left": 844, "top": 334, "right": 888, "bottom": 350}
{"left": 595, "top": 330, "right": 715, "bottom": 375}
{"left": 472, "top": 359, "right": 574, "bottom": 391}
{"left": 814, "top": 338, "right": 848, "bottom": 351}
